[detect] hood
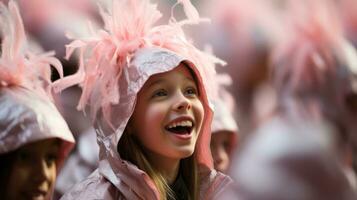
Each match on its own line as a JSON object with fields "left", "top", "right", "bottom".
{"left": 93, "top": 47, "right": 215, "bottom": 198}
{"left": 211, "top": 85, "right": 238, "bottom": 134}
{"left": 0, "top": 87, "right": 75, "bottom": 170}
{"left": 52, "top": 0, "right": 223, "bottom": 198}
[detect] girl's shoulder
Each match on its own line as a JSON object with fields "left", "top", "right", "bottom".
{"left": 60, "top": 169, "right": 121, "bottom": 200}
{"left": 199, "top": 166, "right": 233, "bottom": 200}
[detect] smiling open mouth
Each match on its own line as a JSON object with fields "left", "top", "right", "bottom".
{"left": 165, "top": 120, "right": 194, "bottom": 135}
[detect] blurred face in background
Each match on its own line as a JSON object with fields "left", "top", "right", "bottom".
{"left": 6, "top": 138, "right": 60, "bottom": 200}
{"left": 210, "top": 131, "right": 235, "bottom": 173}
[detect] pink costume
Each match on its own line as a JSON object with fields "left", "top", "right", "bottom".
{"left": 222, "top": 117, "right": 357, "bottom": 200}
{"left": 211, "top": 75, "right": 239, "bottom": 151}
{"left": 269, "top": 0, "right": 357, "bottom": 148}
{"left": 54, "top": 0, "right": 231, "bottom": 199}
{"left": 222, "top": 1, "right": 357, "bottom": 198}
{"left": 0, "top": 0, "right": 75, "bottom": 197}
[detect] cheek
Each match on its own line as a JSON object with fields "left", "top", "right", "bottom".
{"left": 193, "top": 100, "right": 205, "bottom": 129}
{"left": 8, "top": 165, "right": 30, "bottom": 189}
{"left": 49, "top": 165, "right": 57, "bottom": 183}
{"left": 135, "top": 103, "right": 168, "bottom": 132}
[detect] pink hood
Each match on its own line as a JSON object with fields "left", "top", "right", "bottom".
{"left": 60, "top": 43, "right": 231, "bottom": 200}
{"left": 0, "top": 0, "right": 74, "bottom": 170}
{"left": 56, "top": 0, "right": 231, "bottom": 199}
{"left": 0, "top": 87, "right": 75, "bottom": 170}
{"left": 211, "top": 75, "right": 238, "bottom": 134}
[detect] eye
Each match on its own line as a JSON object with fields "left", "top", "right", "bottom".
{"left": 223, "top": 141, "right": 230, "bottom": 151}
{"left": 17, "top": 151, "right": 31, "bottom": 163}
{"left": 45, "top": 154, "right": 58, "bottom": 166}
{"left": 152, "top": 89, "right": 167, "bottom": 98}
{"left": 185, "top": 87, "right": 198, "bottom": 97}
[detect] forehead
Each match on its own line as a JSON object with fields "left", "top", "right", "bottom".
{"left": 144, "top": 63, "right": 196, "bottom": 87}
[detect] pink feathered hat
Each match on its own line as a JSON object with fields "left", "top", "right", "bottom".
{"left": 54, "top": 0, "right": 224, "bottom": 170}
{"left": 0, "top": 0, "right": 74, "bottom": 169}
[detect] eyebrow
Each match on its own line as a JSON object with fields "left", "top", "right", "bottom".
{"left": 146, "top": 75, "right": 196, "bottom": 89}
{"left": 146, "top": 78, "right": 165, "bottom": 89}
{"left": 185, "top": 76, "right": 195, "bottom": 83}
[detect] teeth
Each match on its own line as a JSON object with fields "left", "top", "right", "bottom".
{"left": 167, "top": 120, "right": 193, "bottom": 129}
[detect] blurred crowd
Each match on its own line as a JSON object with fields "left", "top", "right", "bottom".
{"left": 0, "top": 0, "right": 356, "bottom": 200}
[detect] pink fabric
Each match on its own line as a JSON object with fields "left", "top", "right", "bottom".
{"left": 211, "top": 74, "right": 238, "bottom": 134}
{"left": 0, "top": 1, "right": 63, "bottom": 97}
{"left": 0, "top": 87, "right": 75, "bottom": 169}
{"left": 270, "top": 0, "right": 357, "bottom": 143}
{"left": 61, "top": 166, "right": 231, "bottom": 200}
{"left": 221, "top": 116, "right": 357, "bottom": 200}
{"left": 55, "top": 0, "right": 231, "bottom": 199}
{"left": 0, "top": 0, "right": 75, "bottom": 170}
{"left": 60, "top": 47, "right": 231, "bottom": 200}
{"left": 337, "top": 0, "right": 357, "bottom": 45}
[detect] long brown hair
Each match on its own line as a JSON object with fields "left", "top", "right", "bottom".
{"left": 118, "top": 128, "right": 199, "bottom": 200}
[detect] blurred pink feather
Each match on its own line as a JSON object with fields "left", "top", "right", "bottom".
{"left": 9, "top": 0, "right": 25, "bottom": 60}
{"left": 54, "top": 0, "right": 223, "bottom": 128}
{"left": 178, "top": 0, "right": 200, "bottom": 22}
{"left": 0, "top": 1, "right": 63, "bottom": 99}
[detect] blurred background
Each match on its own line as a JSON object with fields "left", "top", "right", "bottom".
{"left": 1, "top": 0, "right": 356, "bottom": 199}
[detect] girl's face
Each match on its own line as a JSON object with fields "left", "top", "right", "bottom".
{"left": 210, "top": 131, "right": 234, "bottom": 173}
{"left": 131, "top": 63, "right": 204, "bottom": 163}
{"left": 6, "top": 138, "right": 60, "bottom": 200}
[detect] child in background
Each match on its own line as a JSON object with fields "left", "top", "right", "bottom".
{"left": 223, "top": 0, "right": 357, "bottom": 198}
{"left": 210, "top": 74, "right": 239, "bottom": 173}
{"left": 54, "top": 0, "right": 231, "bottom": 199}
{"left": 268, "top": 0, "right": 357, "bottom": 185}
{"left": 198, "top": 0, "right": 281, "bottom": 137}
{"left": 0, "top": 1, "right": 75, "bottom": 199}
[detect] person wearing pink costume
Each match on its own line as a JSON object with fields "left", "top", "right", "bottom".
{"left": 0, "top": 1, "right": 75, "bottom": 200}
{"left": 268, "top": 0, "right": 357, "bottom": 187}
{"left": 221, "top": 1, "right": 357, "bottom": 199}
{"left": 210, "top": 74, "right": 239, "bottom": 173}
{"left": 54, "top": 0, "right": 231, "bottom": 199}
{"left": 196, "top": 0, "right": 282, "bottom": 138}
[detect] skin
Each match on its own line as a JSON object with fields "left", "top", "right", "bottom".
{"left": 6, "top": 138, "right": 60, "bottom": 200}
{"left": 130, "top": 63, "right": 204, "bottom": 184}
{"left": 210, "top": 131, "right": 235, "bottom": 173}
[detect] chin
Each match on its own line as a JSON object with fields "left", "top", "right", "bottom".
{"left": 174, "top": 147, "right": 195, "bottom": 159}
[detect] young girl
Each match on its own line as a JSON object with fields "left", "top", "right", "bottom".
{"left": 54, "top": 0, "right": 232, "bottom": 199}
{"left": 0, "top": 1, "right": 75, "bottom": 200}
{"left": 210, "top": 75, "right": 239, "bottom": 173}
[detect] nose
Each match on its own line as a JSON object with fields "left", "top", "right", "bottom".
{"left": 33, "top": 159, "right": 53, "bottom": 185}
{"left": 213, "top": 146, "right": 229, "bottom": 172}
{"left": 173, "top": 91, "right": 192, "bottom": 111}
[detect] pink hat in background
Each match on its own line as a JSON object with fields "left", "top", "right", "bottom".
{"left": 0, "top": 0, "right": 75, "bottom": 169}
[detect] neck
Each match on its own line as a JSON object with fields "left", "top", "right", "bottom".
{"left": 145, "top": 151, "right": 180, "bottom": 184}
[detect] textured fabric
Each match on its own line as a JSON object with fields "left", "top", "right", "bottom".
{"left": 211, "top": 95, "right": 238, "bottom": 134}
{"left": 60, "top": 47, "right": 232, "bottom": 200}
{"left": 0, "top": 87, "right": 75, "bottom": 170}
{"left": 56, "top": 0, "right": 232, "bottom": 198}
{"left": 221, "top": 116, "right": 357, "bottom": 200}
{"left": 0, "top": 0, "right": 74, "bottom": 184}
{"left": 61, "top": 167, "right": 231, "bottom": 200}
